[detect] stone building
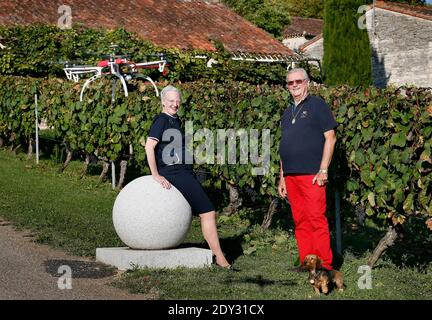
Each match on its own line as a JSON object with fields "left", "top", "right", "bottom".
{"left": 282, "top": 17, "right": 323, "bottom": 68}
{"left": 282, "top": 1, "right": 432, "bottom": 88}
{"left": 298, "top": 34, "right": 323, "bottom": 64}
{"left": 365, "top": 1, "right": 432, "bottom": 88}
{"left": 282, "top": 16, "right": 323, "bottom": 52}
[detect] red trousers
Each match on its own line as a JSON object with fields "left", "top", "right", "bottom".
{"left": 284, "top": 175, "right": 333, "bottom": 269}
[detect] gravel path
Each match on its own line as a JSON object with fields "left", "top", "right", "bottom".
{"left": 0, "top": 220, "right": 152, "bottom": 300}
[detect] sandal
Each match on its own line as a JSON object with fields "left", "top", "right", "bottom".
{"left": 212, "top": 255, "right": 232, "bottom": 269}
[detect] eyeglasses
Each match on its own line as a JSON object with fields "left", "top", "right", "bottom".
{"left": 287, "top": 79, "right": 306, "bottom": 86}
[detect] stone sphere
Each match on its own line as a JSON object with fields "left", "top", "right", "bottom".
{"left": 113, "top": 175, "right": 192, "bottom": 249}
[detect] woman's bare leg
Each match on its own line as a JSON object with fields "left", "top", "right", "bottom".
{"left": 199, "top": 211, "right": 230, "bottom": 267}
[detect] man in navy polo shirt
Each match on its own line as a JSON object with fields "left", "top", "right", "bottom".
{"left": 278, "top": 68, "right": 337, "bottom": 271}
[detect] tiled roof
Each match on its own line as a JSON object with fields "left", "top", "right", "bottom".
{"left": 373, "top": 1, "right": 432, "bottom": 21}
{"left": 0, "top": 0, "right": 295, "bottom": 57}
{"left": 283, "top": 17, "right": 323, "bottom": 38}
{"left": 298, "top": 34, "right": 323, "bottom": 52}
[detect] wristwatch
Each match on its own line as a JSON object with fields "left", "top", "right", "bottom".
{"left": 318, "top": 169, "right": 328, "bottom": 174}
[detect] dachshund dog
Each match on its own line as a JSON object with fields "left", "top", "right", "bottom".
{"left": 310, "top": 269, "right": 331, "bottom": 295}
{"left": 303, "top": 254, "right": 345, "bottom": 295}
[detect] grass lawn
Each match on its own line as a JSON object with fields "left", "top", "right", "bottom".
{"left": 0, "top": 149, "right": 431, "bottom": 300}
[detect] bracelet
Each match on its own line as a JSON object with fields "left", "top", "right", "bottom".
{"left": 318, "top": 169, "right": 328, "bottom": 174}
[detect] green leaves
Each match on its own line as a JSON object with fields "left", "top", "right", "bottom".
{"left": 0, "top": 74, "right": 431, "bottom": 230}
{"left": 403, "top": 193, "right": 414, "bottom": 213}
{"left": 251, "top": 97, "right": 262, "bottom": 108}
{"left": 362, "top": 127, "right": 374, "bottom": 143}
{"left": 328, "top": 85, "right": 431, "bottom": 226}
{"left": 0, "top": 25, "right": 287, "bottom": 85}
{"left": 368, "top": 192, "right": 376, "bottom": 207}
{"left": 354, "top": 150, "right": 366, "bottom": 166}
{"left": 390, "top": 132, "right": 407, "bottom": 147}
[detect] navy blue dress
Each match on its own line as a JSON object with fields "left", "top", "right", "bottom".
{"left": 148, "top": 113, "right": 215, "bottom": 215}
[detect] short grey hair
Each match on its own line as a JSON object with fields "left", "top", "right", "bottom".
{"left": 287, "top": 68, "right": 309, "bottom": 82}
{"left": 160, "top": 85, "right": 181, "bottom": 104}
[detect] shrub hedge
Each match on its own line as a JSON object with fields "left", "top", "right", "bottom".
{"left": 0, "top": 75, "right": 431, "bottom": 229}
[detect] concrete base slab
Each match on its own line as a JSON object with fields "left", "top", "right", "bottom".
{"left": 96, "top": 247, "right": 213, "bottom": 270}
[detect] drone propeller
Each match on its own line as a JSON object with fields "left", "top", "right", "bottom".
{"left": 80, "top": 45, "right": 126, "bottom": 61}
{"left": 44, "top": 60, "right": 88, "bottom": 67}
{"left": 60, "top": 46, "right": 172, "bottom": 101}
{"left": 146, "top": 53, "right": 166, "bottom": 57}
{"left": 144, "top": 53, "right": 169, "bottom": 60}
{"left": 64, "top": 61, "right": 94, "bottom": 68}
{"left": 100, "top": 54, "right": 131, "bottom": 61}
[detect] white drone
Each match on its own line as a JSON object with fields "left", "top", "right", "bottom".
{"left": 63, "top": 48, "right": 169, "bottom": 102}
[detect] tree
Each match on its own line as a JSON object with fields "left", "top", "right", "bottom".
{"left": 222, "top": 0, "right": 326, "bottom": 37}
{"left": 323, "top": 0, "right": 372, "bottom": 86}
{"left": 285, "top": 0, "right": 324, "bottom": 19}
{"left": 222, "top": 0, "right": 291, "bottom": 39}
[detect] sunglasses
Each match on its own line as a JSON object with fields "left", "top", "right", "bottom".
{"left": 287, "top": 79, "right": 306, "bottom": 86}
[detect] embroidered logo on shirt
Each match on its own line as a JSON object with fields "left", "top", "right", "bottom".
{"left": 300, "top": 111, "right": 308, "bottom": 118}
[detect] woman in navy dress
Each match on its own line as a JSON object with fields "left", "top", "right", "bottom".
{"left": 145, "top": 85, "right": 231, "bottom": 269}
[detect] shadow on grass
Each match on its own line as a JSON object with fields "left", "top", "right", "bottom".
{"left": 43, "top": 259, "right": 117, "bottom": 279}
{"left": 220, "top": 233, "right": 248, "bottom": 264}
{"left": 331, "top": 216, "right": 432, "bottom": 273}
{"left": 225, "top": 275, "right": 297, "bottom": 289}
{"left": 382, "top": 238, "right": 432, "bottom": 273}
{"left": 180, "top": 232, "right": 247, "bottom": 265}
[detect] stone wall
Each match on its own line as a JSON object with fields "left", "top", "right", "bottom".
{"left": 283, "top": 36, "right": 308, "bottom": 50}
{"left": 302, "top": 37, "right": 324, "bottom": 61}
{"left": 366, "top": 8, "right": 432, "bottom": 88}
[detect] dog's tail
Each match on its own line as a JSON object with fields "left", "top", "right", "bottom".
{"left": 330, "top": 270, "right": 345, "bottom": 290}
